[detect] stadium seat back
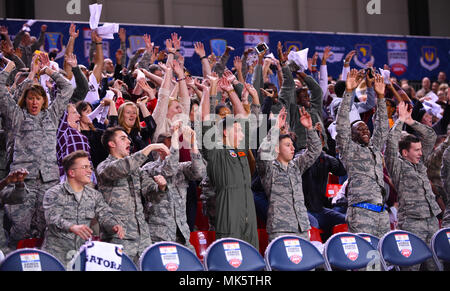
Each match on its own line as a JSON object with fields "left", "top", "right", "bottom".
{"left": 0, "top": 248, "right": 65, "bottom": 271}
{"left": 378, "top": 230, "right": 433, "bottom": 270}
{"left": 139, "top": 242, "right": 204, "bottom": 271}
{"left": 430, "top": 228, "right": 450, "bottom": 271}
{"left": 264, "top": 235, "right": 325, "bottom": 271}
{"left": 323, "top": 232, "right": 377, "bottom": 271}
{"left": 204, "top": 238, "right": 266, "bottom": 271}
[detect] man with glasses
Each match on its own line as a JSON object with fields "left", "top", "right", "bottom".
{"left": 42, "top": 150, "right": 124, "bottom": 266}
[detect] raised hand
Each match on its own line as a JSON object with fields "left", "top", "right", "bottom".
{"left": 171, "top": 32, "right": 182, "bottom": 51}
{"left": 165, "top": 38, "right": 176, "bottom": 54}
{"left": 373, "top": 73, "right": 386, "bottom": 98}
{"left": 65, "top": 53, "right": 78, "bottom": 68}
{"left": 276, "top": 106, "right": 287, "bottom": 130}
{"left": 69, "top": 23, "right": 79, "bottom": 38}
{"left": 346, "top": 68, "right": 364, "bottom": 92}
{"left": 218, "top": 77, "right": 233, "bottom": 92}
{"left": 143, "top": 33, "right": 152, "bottom": 52}
{"left": 91, "top": 30, "right": 102, "bottom": 43}
{"left": 194, "top": 42, "right": 206, "bottom": 58}
{"left": 119, "top": 27, "right": 126, "bottom": 43}
{"left": 299, "top": 106, "right": 313, "bottom": 130}
{"left": 344, "top": 50, "right": 356, "bottom": 66}
{"left": 223, "top": 70, "right": 236, "bottom": 83}
{"left": 233, "top": 56, "right": 243, "bottom": 72}
{"left": 398, "top": 101, "right": 413, "bottom": 125}
{"left": 322, "top": 46, "right": 333, "bottom": 64}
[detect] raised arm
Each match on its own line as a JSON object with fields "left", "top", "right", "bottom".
{"left": 91, "top": 30, "right": 104, "bottom": 84}
{"left": 194, "top": 42, "right": 212, "bottom": 79}
{"left": 336, "top": 69, "right": 364, "bottom": 156}
{"left": 64, "top": 23, "right": 79, "bottom": 80}
{"left": 370, "top": 74, "right": 389, "bottom": 151}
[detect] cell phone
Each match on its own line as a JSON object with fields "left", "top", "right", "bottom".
{"left": 255, "top": 42, "right": 269, "bottom": 54}
{"left": 365, "top": 68, "right": 374, "bottom": 79}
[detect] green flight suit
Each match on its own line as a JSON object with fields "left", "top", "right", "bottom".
{"left": 202, "top": 119, "right": 259, "bottom": 249}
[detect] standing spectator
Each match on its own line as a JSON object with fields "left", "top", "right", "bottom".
{"left": 0, "top": 55, "right": 74, "bottom": 247}
{"left": 96, "top": 127, "right": 169, "bottom": 263}
{"left": 335, "top": 70, "right": 390, "bottom": 237}
{"left": 257, "top": 107, "right": 321, "bottom": 242}
{"left": 385, "top": 102, "right": 441, "bottom": 271}
{"left": 42, "top": 151, "right": 124, "bottom": 266}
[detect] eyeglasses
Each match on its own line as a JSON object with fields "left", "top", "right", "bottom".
{"left": 71, "top": 165, "right": 94, "bottom": 171}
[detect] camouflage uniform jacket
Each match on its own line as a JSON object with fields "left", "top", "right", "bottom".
{"left": 336, "top": 92, "right": 388, "bottom": 205}
{"left": 385, "top": 120, "right": 441, "bottom": 222}
{"left": 42, "top": 181, "right": 120, "bottom": 255}
{"left": 426, "top": 135, "right": 450, "bottom": 204}
{"left": 141, "top": 147, "right": 206, "bottom": 243}
{"left": 96, "top": 151, "right": 163, "bottom": 243}
{"left": 441, "top": 147, "right": 450, "bottom": 226}
{"left": 0, "top": 70, "right": 74, "bottom": 183}
{"left": 257, "top": 126, "right": 321, "bottom": 234}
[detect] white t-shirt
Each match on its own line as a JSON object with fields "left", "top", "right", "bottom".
{"left": 84, "top": 73, "right": 100, "bottom": 104}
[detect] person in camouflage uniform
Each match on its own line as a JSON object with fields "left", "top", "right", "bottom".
{"left": 441, "top": 146, "right": 450, "bottom": 227}
{"left": 141, "top": 125, "right": 206, "bottom": 249}
{"left": 336, "top": 69, "right": 390, "bottom": 238}
{"left": 0, "top": 56, "right": 74, "bottom": 248}
{"left": 41, "top": 151, "right": 124, "bottom": 266}
{"left": 257, "top": 106, "right": 321, "bottom": 242}
{"left": 0, "top": 169, "right": 29, "bottom": 255}
{"left": 385, "top": 102, "right": 442, "bottom": 271}
{"left": 426, "top": 135, "right": 450, "bottom": 211}
{"left": 96, "top": 127, "right": 169, "bottom": 263}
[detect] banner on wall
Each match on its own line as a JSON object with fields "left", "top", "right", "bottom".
{"left": 0, "top": 19, "right": 448, "bottom": 81}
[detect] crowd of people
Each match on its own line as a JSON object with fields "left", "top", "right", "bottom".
{"left": 0, "top": 21, "right": 448, "bottom": 271}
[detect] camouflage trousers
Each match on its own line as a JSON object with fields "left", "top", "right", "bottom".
{"left": 149, "top": 225, "right": 195, "bottom": 254}
{"left": 4, "top": 178, "right": 58, "bottom": 249}
{"left": 107, "top": 235, "right": 152, "bottom": 266}
{"left": 268, "top": 230, "right": 310, "bottom": 243}
{"left": 398, "top": 216, "right": 439, "bottom": 271}
{"left": 347, "top": 206, "right": 391, "bottom": 238}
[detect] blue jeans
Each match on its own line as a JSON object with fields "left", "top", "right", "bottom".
{"left": 309, "top": 208, "right": 346, "bottom": 232}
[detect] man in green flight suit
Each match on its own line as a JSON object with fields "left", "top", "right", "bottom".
{"left": 201, "top": 78, "right": 258, "bottom": 249}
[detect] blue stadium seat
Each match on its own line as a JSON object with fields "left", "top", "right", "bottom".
{"left": 430, "top": 227, "right": 450, "bottom": 271}
{"left": 356, "top": 233, "right": 380, "bottom": 249}
{"left": 204, "top": 238, "right": 266, "bottom": 271}
{"left": 0, "top": 248, "right": 65, "bottom": 271}
{"left": 323, "top": 232, "right": 377, "bottom": 271}
{"left": 70, "top": 248, "right": 137, "bottom": 271}
{"left": 264, "top": 235, "right": 324, "bottom": 271}
{"left": 139, "top": 242, "right": 204, "bottom": 271}
{"left": 378, "top": 230, "right": 435, "bottom": 271}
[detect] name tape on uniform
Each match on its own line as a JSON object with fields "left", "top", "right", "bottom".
{"left": 20, "top": 253, "right": 42, "bottom": 271}
{"left": 283, "top": 239, "right": 303, "bottom": 264}
{"left": 223, "top": 242, "right": 243, "bottom": 268}
{"left": 340, "top": 237, "right": 359, "bottom": 261}
{"left": 394, "top": 234, "right": 412, "bottom": 258}
{"left": 159, "top": 246, "right": 180, "bottom": 271}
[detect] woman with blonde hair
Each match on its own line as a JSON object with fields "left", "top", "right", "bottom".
{"left": 0, "top": 53, "right": 74, "bottom": 248}
{"left": 109, "top": 98, "right": 157, "bottom": 154}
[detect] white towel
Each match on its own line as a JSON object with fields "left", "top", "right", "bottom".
{"left": 89, "top": 4, "right": 119, "bottom": 40}
{"left": 87, "top": 90, "right": 114, "bottom": 124}
{"left": 288, "top": 48, "right": 309, "bottom": 72}
{"left": 89, "top": 4, "right": 102, "bottom": 30}
{"left": 83, "top": 241, "right": 123, "bottom": 271}
{"left": 379, "top": 68, "right": 391, "bottom": 85}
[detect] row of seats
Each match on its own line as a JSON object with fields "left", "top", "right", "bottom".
{"left": 1, "top": 228, "right": 449, "bottom": 271}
